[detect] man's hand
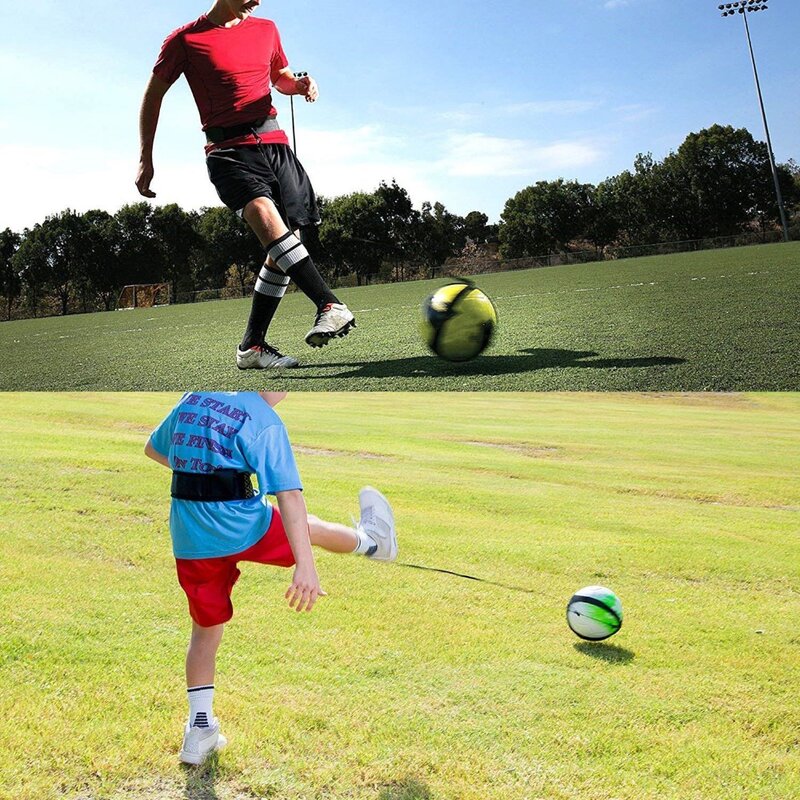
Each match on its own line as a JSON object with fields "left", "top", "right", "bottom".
{"left": 296, "top": 74, "right": 319, "bottom": 103}
{"left": 137, "top": 74, "right": 170, "bottom": 199}
{"left": 285, "top": 563, "right": 326, "bottom": 612}
{"left": 136, "top": 160, "right": 157, "bottom": 198}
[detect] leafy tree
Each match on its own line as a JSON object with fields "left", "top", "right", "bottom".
{"left": 13, "top": 225, "right": 53, "bottom": 317}
{"left": 464, "top": 211, "right": 491, "bottom": 244}
{"left": 375, "top": 180, "right": 421, "bottom": 280}
{"left": 600, "top": 155, "right": 672, "bottom": 246}
{"left": 659, "top": 125, "right": 773, "bottom": 238}
{"left": 583, "top": 182, "right": 620, "bottom": 254}
{"left": 10, "top": 211, "right": 88, "bottom": 316}
{"left": 196, "top": 206, "right": 262, "bottom": 291}
{"left": 319, "top": 191, "right": 387, "bottom": 284}
{"left": 150, "top": 204, "right": 202, "bottom": 300}
{"left": 81, "top": 210, "right": 123, "bottom": 311}
{"left": 0, "top": 228, "right": 22, "bottom": 320}
{"left": 114, "top": 202, "right": 161, "bottom": 287}
{"left": 416, "top": 201, "right": 465, "bottom": 277}
{"left": 499, "top": 179, "right": 594, "bottom": 258}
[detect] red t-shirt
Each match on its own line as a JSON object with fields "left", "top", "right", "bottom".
{"left": 153, "top": 14, "right": 291, "bottom": 153}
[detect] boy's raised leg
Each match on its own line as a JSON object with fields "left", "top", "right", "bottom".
{"left": 307, "top": 487, "right": 397, "bottom": 562}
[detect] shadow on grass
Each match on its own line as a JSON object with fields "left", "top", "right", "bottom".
{"left": 574, "top": 641, "right": 635, "bottom": 663}
{"left": 182, "top": 751, "right": 221, "bottom": 800}
{"left": 287, "top": 349, "right": 685, "bottom": 380}
{"left": 378, "top": 777, "right": 432, "bottom": 800}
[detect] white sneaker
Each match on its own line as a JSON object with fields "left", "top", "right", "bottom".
{"left": 305, "top": 303, "right": 356, "bottom": 348}
{"left": 358, "top": 486, "right": 397, "bottom": 562}
{"left": 179, "top": 719, "right": 227, "bottom": 765}
{"left": 237, "top": 343, "right": 299, "bottom": 369}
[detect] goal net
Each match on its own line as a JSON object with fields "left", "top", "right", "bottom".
{"left": 117, "top": 283, "right": 171, "bottom": 310}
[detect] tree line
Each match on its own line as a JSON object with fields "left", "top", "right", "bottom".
{"left": 1, "top": 124, "right": 797, "bottom": 321}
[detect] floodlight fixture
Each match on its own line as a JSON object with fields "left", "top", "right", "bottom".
{"left": 718, "top": 0, "right": 789, "bottom": 241}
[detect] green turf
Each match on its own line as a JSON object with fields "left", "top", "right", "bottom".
{"left": 1, "top": 243, "right": 798, "bottom": 391}
{"left": 0, "top": 392, "right": 798, "bottom": 800}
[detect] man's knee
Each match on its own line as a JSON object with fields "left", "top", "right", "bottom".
{"left": 242, "top": 196, "right": 283, "bottom": 231}
{"left": 243, "top": 195, "right": 275, "bottom": 216}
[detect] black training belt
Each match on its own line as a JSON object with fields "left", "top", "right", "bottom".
{"left": 205, "top": 115, "right": 281, "bottom": 145}
{"left": 171, "top": 470, "right": 255, "bottom": 501}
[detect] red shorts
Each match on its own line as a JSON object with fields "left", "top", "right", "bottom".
{"left": 175, "top": 508, "right": 295, "bottom": 627}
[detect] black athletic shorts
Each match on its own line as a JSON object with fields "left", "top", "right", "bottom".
{"left": 206, "top": 143, "right": 321, "bottom": 229}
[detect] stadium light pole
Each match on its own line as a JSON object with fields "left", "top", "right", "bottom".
{"left": 718, "top": 1, "right": 790, "bottom": 242}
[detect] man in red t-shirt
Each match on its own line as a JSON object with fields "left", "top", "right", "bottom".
{"left": 136, "top": 0, "right": 356, "bottom": 370}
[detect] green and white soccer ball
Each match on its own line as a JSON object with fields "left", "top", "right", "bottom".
{"left": 421, "top": 281, "right": 498, "bottom": 362}
{"left": 567, "top": 585, "right": 623, "bottom": 641}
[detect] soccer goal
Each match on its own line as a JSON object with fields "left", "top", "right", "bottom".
{"left": 117, "top": 283, "right": 171, "bottom": 310}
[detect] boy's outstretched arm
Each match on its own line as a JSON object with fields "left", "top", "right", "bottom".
{"left": 275, "top": 489, "right": 325, "bottom": 613}
{"left": 144, "top": 439, "right": 171, "bottom": 468}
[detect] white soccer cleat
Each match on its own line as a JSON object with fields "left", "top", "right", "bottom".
{"left": 179, "top": 719, "right": 227, "bottom": 765}
{"left": 358, "top": 486, "right": 397, "bottom": 562}
{"left": 305, "top": 303, "right": 356, "bottom": 348}
{"left": 236, "top": 343, "right": 299, "bottom": 369}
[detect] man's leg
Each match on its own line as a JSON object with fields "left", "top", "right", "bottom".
{"left": 180, "top": 622, "right": 227, "bottom": 764}
{"left": 241, "top": 197, "right": 356, "bottom": 351}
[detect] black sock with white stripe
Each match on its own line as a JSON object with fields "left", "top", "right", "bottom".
{"left": 241, "top": 267, "right": 291, "bottom": 350}
{"left": 187, "top": 685, "right": 214, "bottom": 729}
{"left": 267, "top": 232, "right": 339, "bottom": 311}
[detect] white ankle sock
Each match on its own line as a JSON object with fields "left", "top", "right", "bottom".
{"left": 188, "top": 685, "right": 214, "bottom": 728}
{"left": 353, "top": 529, "right": 378, "bottom": 556}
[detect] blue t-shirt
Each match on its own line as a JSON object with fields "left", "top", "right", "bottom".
{"left": 149, "top": 392, "right": 302, "bottom": 559}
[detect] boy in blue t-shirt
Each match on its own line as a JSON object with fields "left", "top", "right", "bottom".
{"left": 146, "top": 391, "right": 397, "bottom": 765}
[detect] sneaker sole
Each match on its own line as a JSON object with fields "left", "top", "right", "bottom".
{"left": 179, "top": 734, "right": 227, "bottom": 765}
{"left": 236, "top": 361, "right": 299, "bottom": 370}
{"left": 179, "top": 750, "right": 207, "bottom": 766}
{"left": 305, "top": 319, "right": 357, "bottom": 349}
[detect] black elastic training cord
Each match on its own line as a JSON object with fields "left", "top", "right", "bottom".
{"left": 397, "top": 563, "right": 537, "bottom": 595}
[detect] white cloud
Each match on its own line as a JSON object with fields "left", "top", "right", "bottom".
{"left": 604, "top": 0, "right": 633, "bottom": 8}
{"left": 435, "top": 99, "right": 602, "bottom": 124}
{"left": 439, "top": 133, "right": 603, "bottom": 178}
{"left": 0, "top": 143, "right": 218, "bottom": 231}
{"left": 0, "top": 124, "right": 606, "bottom": 231}
{"left": 296, "top": 125, "right": 442, "bottom": 206}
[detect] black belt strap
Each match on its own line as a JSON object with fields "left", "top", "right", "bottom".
{"left": 205, "top": 116, "right": 281, "bottom": 145}
{"left": 171, "top": 470, "right": 255, "bottom": 501}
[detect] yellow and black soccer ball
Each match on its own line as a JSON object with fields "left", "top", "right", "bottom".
{"left": 421, "top": 281, "right": 498, "bottom": 362}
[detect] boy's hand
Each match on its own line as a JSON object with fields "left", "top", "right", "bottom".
{"left": 286, "top": 564, "right": 326, "bottom": 612}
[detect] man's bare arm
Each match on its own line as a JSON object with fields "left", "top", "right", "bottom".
{"left": 144, "top": 439, "right": 171, "bottom": 468}
{"left": 273, "top": 68, "right": 318, "bottom": 103}
{"left": 136, "top": 74, "right": 172, "bottom": 198}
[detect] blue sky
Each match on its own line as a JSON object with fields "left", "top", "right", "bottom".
{"left": 1, "top": 0, "right": 798, "bottom": 231}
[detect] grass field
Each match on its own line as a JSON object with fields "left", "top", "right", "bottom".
{"left": 0, "top": 392, "right": 798, "bottom": 800}
{"left": 1, "top": 243, "right": 798, "bottom": 391}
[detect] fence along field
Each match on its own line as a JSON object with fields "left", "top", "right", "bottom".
{"left": 1, "top": 242, "right": 798, "bottom": 392}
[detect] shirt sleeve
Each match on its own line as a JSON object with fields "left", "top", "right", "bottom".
{"left": 269, "top": 27, "right": 290, "bottom": 84}
{"left": 243, "top": 422, "right": 303, "bottom": 495}
{"left": 153, "top": 29, "right": 188, "bottom": 86}
{"left": 149, "top": 409, "right": 176, "bottom": 458}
